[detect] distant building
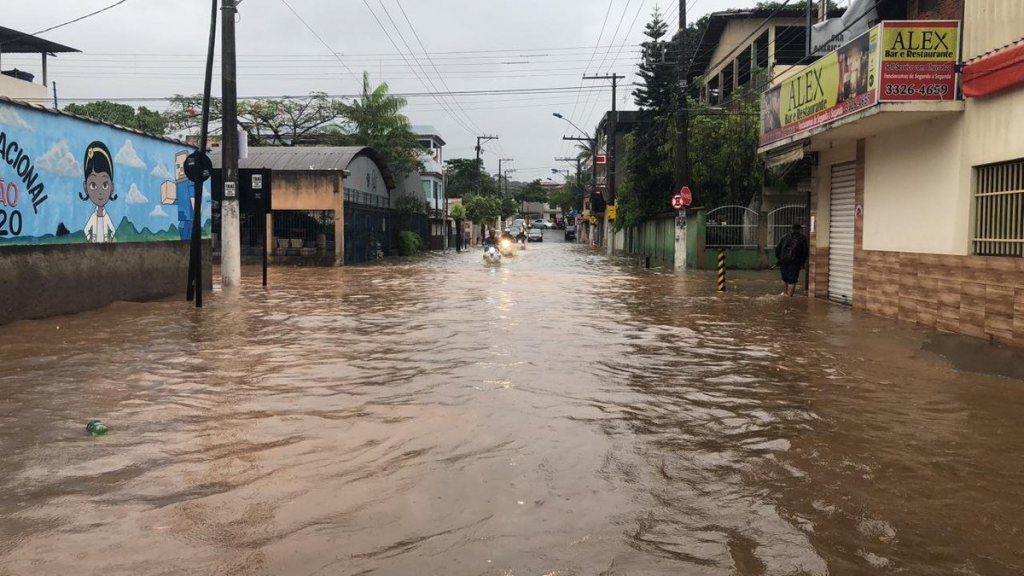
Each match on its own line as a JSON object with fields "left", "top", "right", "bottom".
{"left": 0, "top": 25, "right": 78, "bottom": 104}
{"left": 211, "top": 146, "right": 396, "bottom": 266}
{"left": 413, "top": 125, "right": 448, "bottom": 249}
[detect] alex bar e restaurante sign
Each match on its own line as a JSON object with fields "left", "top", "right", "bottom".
{"left": 760, "top": 21, "right": 960, "bottom": 147}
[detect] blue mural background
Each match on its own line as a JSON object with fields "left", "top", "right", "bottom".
{"left": 0, "top": 101, "right": 211, "bottom": 245}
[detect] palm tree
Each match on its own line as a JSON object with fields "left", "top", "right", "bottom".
{"left": 339, "top": 72, "right": 423, "bottom": 178}
{"left": 575, "top": 129, "right": 607, "bottom": 165}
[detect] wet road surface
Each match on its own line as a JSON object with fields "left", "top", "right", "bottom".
{"left": 2, "top": 230, "right": 1023, "bottom": 575}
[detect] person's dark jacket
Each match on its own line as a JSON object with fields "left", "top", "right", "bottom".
{"left": 775, "top": 232, "right": 809, "bottom": 266}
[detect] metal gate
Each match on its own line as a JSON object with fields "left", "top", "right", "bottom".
{"left": 706, "top": 205, "right": 759, "bottom": 248}
{"left": 767, "top": 204, "right": 808, "bottom": 248}
{"left": 344, "top": 189, "right": 391, "bottom": 264}
{"left": 828, "top": 163, "right": 857, "bottom": 304}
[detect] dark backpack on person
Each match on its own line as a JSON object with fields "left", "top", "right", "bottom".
{"left": 779, "top": 234, "right": 803, "bottom": 264}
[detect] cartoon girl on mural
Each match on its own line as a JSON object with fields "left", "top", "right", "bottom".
{"left": 80, "top": 141, "right": 118, "bottom": 243}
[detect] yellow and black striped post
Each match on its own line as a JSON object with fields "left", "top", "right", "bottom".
{"left": 717, "top": 249, "right": 726, "bottom": 292}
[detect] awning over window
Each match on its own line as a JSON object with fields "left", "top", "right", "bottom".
{"left": 764, "top": 142, "right": 806, "bottom": 168}
{"left": 963, "top": 42, "right": 1024, "bottom": 99}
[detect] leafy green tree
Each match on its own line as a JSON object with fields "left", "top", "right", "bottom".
{"left": 449, "top": 203, "right": 467, "bottom": 223}
{"left": 548, "top": 177, "right": 584, "bottom": 215}
{"left": 463, "top": 194, "right": 501, "bottom": 225}
{"left": 444, "top": 158, "right": 497, "bottom": 198}
{"left": 338, "top": 72, "right": 424, "bottom": 179}
{"left": 163, "top": 94, "right": 222, "bottom": 136}
{"left": 514, "top": 179, "right": 548, "bottom": 205}
{"left": 239, "top": 93, "right": 339, "bottom": 145}
{"left": 617, "top": 9, "right": 677, "bottom": 229}
{"left": 65, "top": 101, "right": 166, "bottom": 134}
{"left": 687, "top": 95, "right": 764, "bottom": 208}
{"left": 164, "top": 93, "right": 340, "bottom": 145}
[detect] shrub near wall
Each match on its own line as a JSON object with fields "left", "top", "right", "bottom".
{"left": 398, "top": 230, "right": 425, "bottom": 256}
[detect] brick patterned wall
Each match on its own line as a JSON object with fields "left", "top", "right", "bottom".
{"left": 856, "top": 252, "right": 1024, "bottom": 347}
{"left": 909, "top": 0, "right": 965, "bottom": 20}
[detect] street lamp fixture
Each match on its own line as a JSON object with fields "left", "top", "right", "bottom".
{"left": 551, "top": 111, "right": 590, "bottom": 139}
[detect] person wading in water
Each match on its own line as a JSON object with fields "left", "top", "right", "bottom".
{"left": 775, "top": 223, "right": 809, "bottom": 297}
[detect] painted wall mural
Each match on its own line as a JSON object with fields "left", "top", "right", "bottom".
{"left": 0, "top": 101, "right": 211, "bottom": 246}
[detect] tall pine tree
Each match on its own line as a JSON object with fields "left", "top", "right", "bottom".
{"left": 617, "top": 8, "right": 676, "bottom": 229}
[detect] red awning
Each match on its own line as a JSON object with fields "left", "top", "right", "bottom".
{"left": 963, "top": 42, "right": 1024, "bottom": 98}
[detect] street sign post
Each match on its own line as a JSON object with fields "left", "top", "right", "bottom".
{"left": 680, "top": 186, "right": 692, "bottom": 206}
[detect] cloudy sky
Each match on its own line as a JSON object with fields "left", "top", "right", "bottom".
{"left": 5, "top": 0, "right": 758, "bottom": 182}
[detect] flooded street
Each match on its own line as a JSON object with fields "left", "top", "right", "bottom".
{"left": 1, "top": 233, "right": 1022, "bottom": 576}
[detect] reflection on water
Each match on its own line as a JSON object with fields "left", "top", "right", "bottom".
{"left": 1, "top": 240, "right": 1022, "bottom": 575}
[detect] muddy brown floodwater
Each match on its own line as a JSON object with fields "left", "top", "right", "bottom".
{"left": 1, "top": 235, "right": 1023, "bottom": 575}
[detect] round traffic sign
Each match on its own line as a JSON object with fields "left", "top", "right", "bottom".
{"left": 671, "top": 194, "right": 684, "bottom": 210}
{"left": 183, "top": 151, "right": 213, "bottom": 183}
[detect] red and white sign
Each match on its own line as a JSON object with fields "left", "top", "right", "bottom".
{"left": 595, "top": 154, "right": 607, "bottom": 165}
{"left": 671, "top": 195, "right": 684, "bottom": 210}
{"left": 679, "top": 186, "right": 692, "bottom": 207}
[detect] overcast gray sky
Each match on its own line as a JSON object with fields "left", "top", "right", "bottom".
{"left": 5, "top": 0, "right": 757, "bottom": 182}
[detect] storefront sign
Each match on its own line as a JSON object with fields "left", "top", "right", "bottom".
{"left": 760, "top": 26, "right": 878, "bottom": 147}
{"left": 760, "top": 21, "right": 961, "bottom": 147}
{"left": 878, "top": 21, "right": 959, "bottom": 101}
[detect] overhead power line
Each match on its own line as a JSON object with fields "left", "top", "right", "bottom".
{"left": 278, "top": 0, "right": 361, "bottom": 85}
{"left": 561, "top": 0, "right": 617, "bottom": 158}
{"left": 360, "top": 0, "right": 476, "bottom": 135}
{"left": 14, "top": 85, "right": 611, "bottom": 104}
{"left": 0, "top": 0, "right": 133, "bottom": 47}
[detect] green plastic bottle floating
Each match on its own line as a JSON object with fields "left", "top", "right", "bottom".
{"left": 86, "top": 420, "right": 109, "bottom": 436}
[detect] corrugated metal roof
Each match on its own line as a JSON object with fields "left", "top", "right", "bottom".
{"left": 210, "top": 146, "right": 396, "bottom": 189}
{"left": 0, "top": 26, "right": 79, "bottom": 54}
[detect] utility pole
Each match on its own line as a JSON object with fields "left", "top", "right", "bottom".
{"left": 676, "top": 0, "right": 690, "bottom": 192}
{"left": 583, "top": 74, "right": 624, "bottom": 206}
{"left": 498, "top": 158, "right": 512, "bottom": 194}
{"left": 220, "top": 0, "right": 241, "bottom": 288}
{"left": 806, "top": 0, "right": 813, "bottom": 56}
{"left": 475, "top": 135, "right": 498, "bottom": 196}
{"left": 187, "top": 0, "right": 219, "bottom": 307}
{"left": 583, "top": 73, "right": 624, "bottom": 253}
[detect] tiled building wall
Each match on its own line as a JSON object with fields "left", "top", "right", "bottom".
{"left": 855, "top": 252, "right": 1024, "bottom": 346}
{"left": 809, "top": 139, "right": 1024, "bottom": 347}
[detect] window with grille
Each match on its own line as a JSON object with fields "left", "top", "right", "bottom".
{"left": 973, "top": 159, "right": 1024, "bottom": 257}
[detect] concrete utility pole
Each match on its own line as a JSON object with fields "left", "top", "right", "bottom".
{"left": 583, "top": 73, "right": 624, "bottom": 253}
{"left": 475, "top": 135, "right": 498, "bottom": 196}
{"left": 676, "top": 0, "right": 689, "bottom": 192}
{"left": 220, "top": 0, "right": 242, "bottom": 288}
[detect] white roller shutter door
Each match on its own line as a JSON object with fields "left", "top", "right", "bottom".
{"left": 828, "top": 162, "right": 857, "bottom": 304}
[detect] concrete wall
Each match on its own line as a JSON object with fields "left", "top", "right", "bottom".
{"left": 0, "top": 75, "right": 48, "bottom": 103}
{"left": 863, "top": 114, "right": 966, "bottom": 254}
{"left": 0, "top": 241, "right": 212, "bottom": 325}
{"left": 270, "top": 172, "right": 340, "bottom": 211}
{"left": 963, "top": 0, "right": 1021, "bottom": 61}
